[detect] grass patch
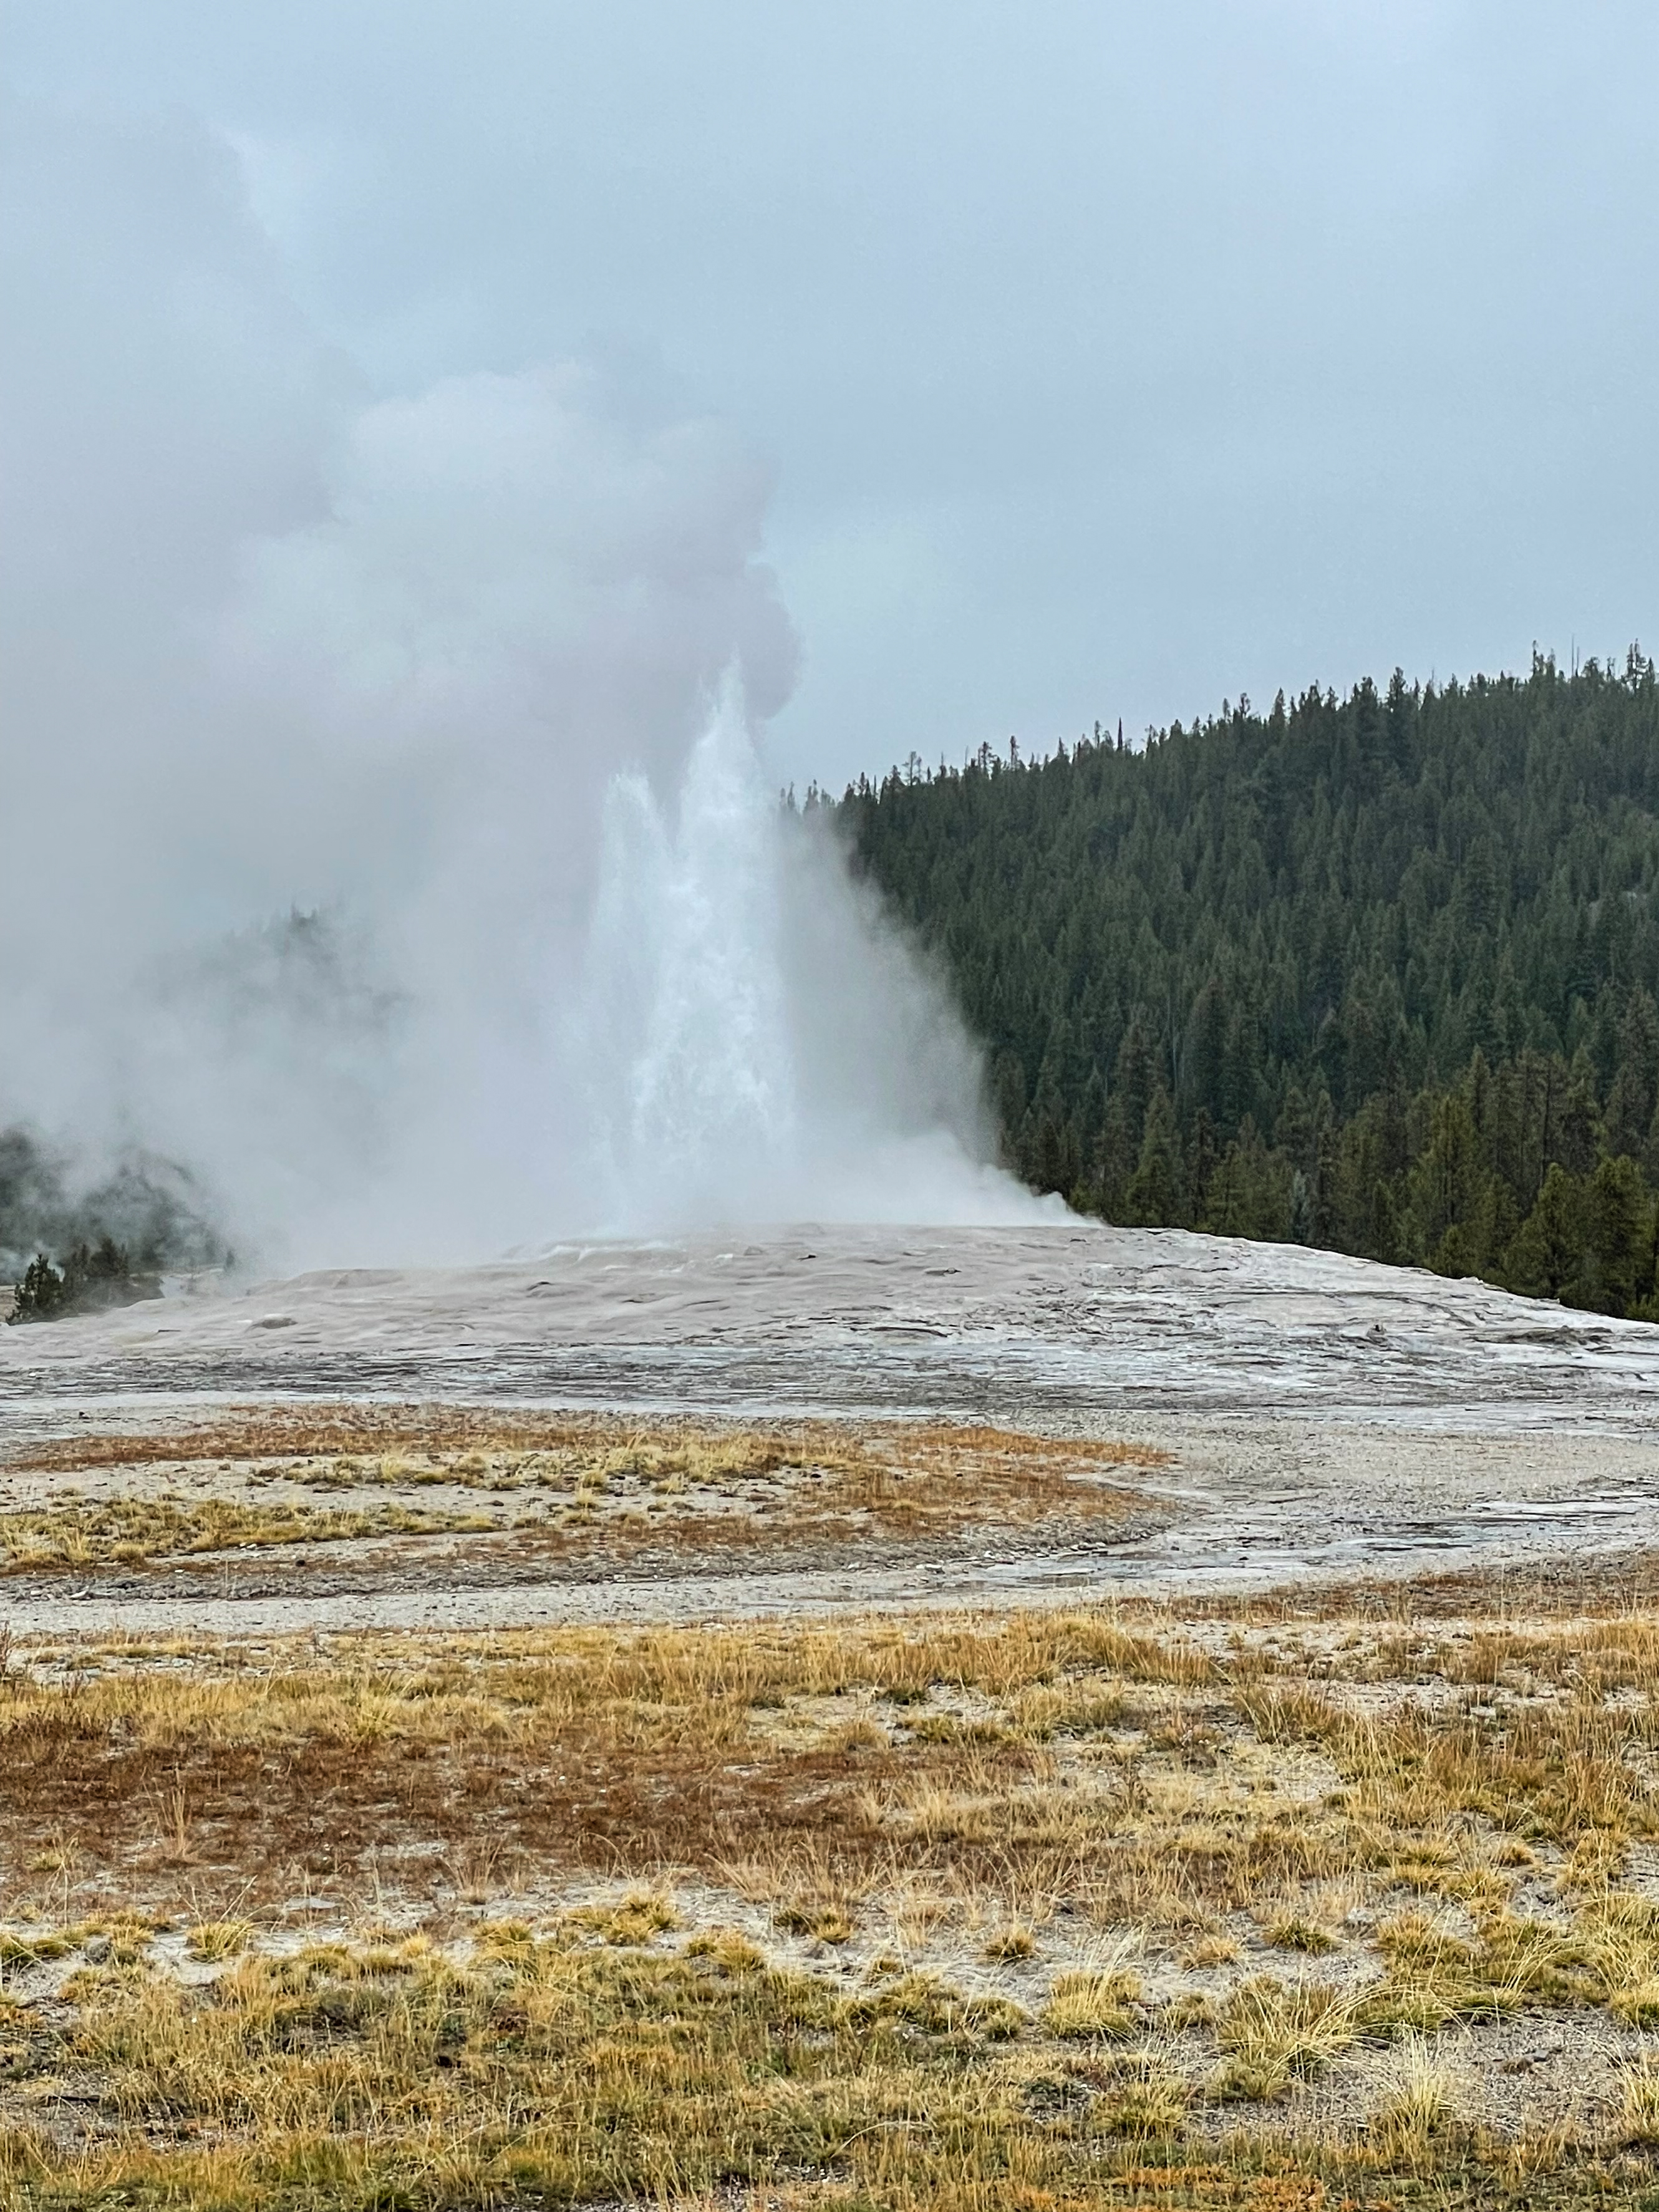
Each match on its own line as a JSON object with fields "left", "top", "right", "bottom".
{"left": 4, "top": 1409, "right": 1166, "bottom": 1562}
{"left": 1212, "top": 1975, "right": 1360, "bottom": 2099}
{"left": 185, "top": 1918, "right": 253, "bottom": 1961}
{"left": 1042, "top": 1966, "right": 1141, "bottom": 2039}
{"left": 0, "top": 1495, "right": 498, "bottom": 1572}
{"left": 9, "top": 1552, "right": 1659, "bottom": 2199}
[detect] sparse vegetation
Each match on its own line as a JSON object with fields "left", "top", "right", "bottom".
{"left": 0, "top": 1495, "right": 497, "bottom": 1572}
{"left": 9, "top": 1401, "right": 1659, "bottom": 2203}
{"left": 0, "top": 1408, "right": 1166, "bottom": 1575}
{"left": 4, "top": 1562, "right": 1659, "bottom": 2201}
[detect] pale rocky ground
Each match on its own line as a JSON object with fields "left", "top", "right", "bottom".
{"left": 6, "top": 1224, "right": 1659, "bottom": 2163}
{"left": 2, "top": 1220, "right": 1657, "bottom": 1635}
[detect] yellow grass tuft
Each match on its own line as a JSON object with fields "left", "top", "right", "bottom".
{"left": 1212, "top": 1976, "right": 1360, "bottom": 2099}
{"left": 184, "top": 1918, "right": 253, "bottom": 1961}
{"left": 1042, "top": 1966, "right": 1142, "bottom": 2039}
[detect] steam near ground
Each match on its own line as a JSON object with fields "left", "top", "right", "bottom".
{"left": 0, "top": 90, "right": 1042, "bottom": 1270}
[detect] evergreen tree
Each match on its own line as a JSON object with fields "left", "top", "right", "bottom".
{"left": 841, "top": 649, "right": 1659, "bottom": 1319}
{"left": 1125, "top": 1083, "right": 1184, "bottom": 1225}
{"left": 1504, "top": 1169, "right": 1582, "bottom": 1300}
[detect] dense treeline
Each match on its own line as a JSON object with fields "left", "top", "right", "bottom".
{"left": 0, "top": 1131, "right": 223, "bottom": 1297}
{"left": 831, "top": 648, "right": 1659, "bottom": 1318}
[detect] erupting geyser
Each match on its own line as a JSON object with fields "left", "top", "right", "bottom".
{"left": 0, "top": 93, "right": 1042, "bottom": 1269}
{"left": 581, "top": 679, "right": 1045, "bottom": 1234}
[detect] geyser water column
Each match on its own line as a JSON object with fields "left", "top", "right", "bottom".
{"left": 579, "top": 679, "right": 1060, "bottom": 1235}
{"left": 583, "top": 678, "right": 799, "bottom": 1228}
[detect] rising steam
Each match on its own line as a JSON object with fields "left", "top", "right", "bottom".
{"left": 0, "top": 90, "right": 1045, "bottom": 1269}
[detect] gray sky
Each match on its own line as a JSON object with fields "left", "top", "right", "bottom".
{"left": 7, "top": 0, "right": 1658, "bottom": 790}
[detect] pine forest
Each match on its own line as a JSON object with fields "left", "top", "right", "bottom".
{"left": 833, "top": 649, "right": 1659, "bottom": 1319}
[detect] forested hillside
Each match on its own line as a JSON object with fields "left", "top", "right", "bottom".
{"left": 832, "top": 649, "right": 1659, "bottom": 1316}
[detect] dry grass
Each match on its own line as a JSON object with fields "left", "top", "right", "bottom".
{"left": 0, "top": 1495, "right": 498, "bottom": 1572}
{"left": 8, "top": 1404, "right": 1167, "bottom": 1481}
{"left": 1042, "top": 1964, "right": 1143, "bottom": 2039}
{"left": 1, "top": 1409, "right": 1166, "bottom": 1577}
{"left": 1211, "top": 1976, "right": 1362, "bottom": 2100}
{"left": 185, "top": 1917, "right": 253, "bottom": 1961}
{"left": 1378, "top": 2030, "right": 1468, "bottom": 2140}
{"left": 11, "top": 1510, "right": 1659, "bottom": 2198}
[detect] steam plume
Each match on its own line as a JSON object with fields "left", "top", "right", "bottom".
{"left": 0, "top": 90, "right": 1046, "bottom": 1267}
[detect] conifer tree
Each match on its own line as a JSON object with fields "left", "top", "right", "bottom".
{"left": 842, "top": 650, "right": 1659, "bottom": 1318}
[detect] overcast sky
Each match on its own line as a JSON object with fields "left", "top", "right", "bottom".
{"left": 7, "top": 1, "right": 1657, "bottom": 791}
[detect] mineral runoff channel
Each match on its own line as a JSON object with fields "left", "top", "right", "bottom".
{"left": 1, "top": 1221, "right": 1656, "bottom": 1640}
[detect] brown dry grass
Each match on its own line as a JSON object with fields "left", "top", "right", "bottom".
{"left": 0, "top": 1496, "right": 498, "bottom": 1572}
{"left": 0, "top": 1411, "right": 1166, "bottom": 1574}
{"left": 0, "top": 1586, "right": 1653, "bottom": 1948}
{"left": 11, "top": 1516, "right": 1659, "bottom": 2201}
{"left": 9, "top": 1405, "right": 1164, "bottom": 1485}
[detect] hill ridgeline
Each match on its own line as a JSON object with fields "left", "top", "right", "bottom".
{"left": 833, "top": 649, "right": 1659, "bottom": 1318}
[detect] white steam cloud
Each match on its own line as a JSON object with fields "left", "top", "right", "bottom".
{"left": 0, "top": 90, "right": 1046, "bottom": 1267}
